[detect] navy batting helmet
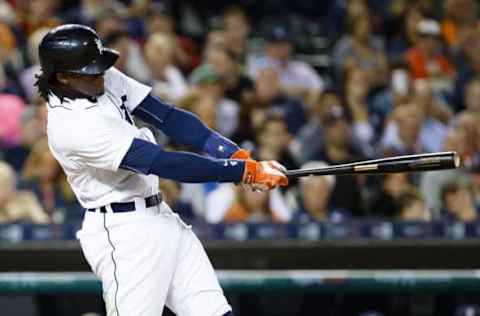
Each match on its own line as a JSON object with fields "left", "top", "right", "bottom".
{"left": 38, "top": 24, "right": 119, "bottom": 78}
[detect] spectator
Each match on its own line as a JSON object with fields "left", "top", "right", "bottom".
{"left": 453, "top": 111, "right": 479, "bottom": 163}
{"left": 420, "top": 127, "right": 470, "bottom": 218}
{"left": 369, "top": 62, "right": 413, "bottom": 137}
{"left": 145, "top": 6, "right": 200, "bottom": 73}
{"left": 62, "top": 0, "right": 127, "bottom": 25}
{"left": 290, "top": 89, "right": 343, "bottom": 165}
{"left": 0, "top": 7, "right": 17, "bottom": 62}
{"left": 467, "top": 158, "right": 480, "bottom": 209}
{"left": 19, "top": 27, "right": 50, "bottom": 103}
{"left": 248, "top": 25, "right": 323, "bottom": 109}
{"left": 144, "top": 33, "right": 188, "bottom": 102}
{"left": 93, "top": 7, "right": 125, "bottom": 39}
{"left": 17, "top": 0, "right": 62, "bottom": 36}
{"left": 293, "top": 161, "right": 350, "bottom": 223}
{"left": 2, "top": 100, "right": 47, "bottom": 172}
{"left": 95, "top": 9, "right": 150, "bottom": 82}
{"left": 312, "top": 105, "right": 365, "bottom": 215}
{"left": 205, "top": 29, "right": 228, "bottom": 51}
{"left": 221, "top": 5, "right": 251, "bottom": 66}
{"left": 385, "top": 2, "right": 425, "bottom": 58}
{"left": 405, "top": 19, "right": 455, "bottom": 81}
{"left": 21, "top": 138, "right": 82, "bottom": 222}
{"left": 243, "top": 67, "right": 306, "bottom": 139}
{"left": 441, "top": 0, "right": 478, "bottom": 49}
{"left": 333, "top": 12, "right": 388, "bottom": 88}
{"left": 0, "top": 42, "right": 25, "bottom": 98}
{"left": 184, "top": 65, "right": 239, "bottom": 138}
{"left": 396, "top": 189, "right": 431, "bottom": 221}
{"left": 206, "top": 45, "right": 254, "bottom": 105}
{"left": 463, "top": 79, "right": 480, "bottom": 116}
{"left": 253, "top": 113, "right": 298, "bottom": 171}
{"left": 344, "top": 69, "right": 375, "bottom": 150}
{"left": 380, "top": 100, "right": 447, "bottom": 155}
{"left": 159, "top": 179, "right": 195, "bottom": 222}
{"left": 370, "top": 173, "right": 415, "bottom": 218}
{"left": 0, "top": 161, "right": 48, "bottom": 223}
{"left": 384, "top": 80, "right": 449, "bottom": 153}
{"left": 103, "top": 30, "right": 131, "bottom": 75}
{"left": 452, "top": 30, "right": 480, "bottom": 112}
{"left": 205, "top": 184, "right": 290, "bottom": 224}
{"left": 440, "top": 181, "right": 478, "bottom": 222}
{"left": 0, "top": 94, "right": 26, "bottom": 148}
{"left": 412, "top": 78, "right": 453, "bottom": 125}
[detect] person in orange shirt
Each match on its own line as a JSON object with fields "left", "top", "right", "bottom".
{"left": 405, "top": 19, "right": 455, "bottom": 80}
{"left": 442, "top": 0, "right": 478, "bottom": 49}
{"left": 223, "top": 186, "right": 285, "bottom": 223}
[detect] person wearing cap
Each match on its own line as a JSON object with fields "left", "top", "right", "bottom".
{"left": 185, "top": 65, "right": 240, "bottom": 138}
{"left": 311, "top": 105, "right": 366, "bottom": 216}
{"left": 247, "top": 24, "right": 323, "bottom": 108}
{"left": 244, "top": 67, "right": 307, "bottom": 139}
{"left": 289, "top": 88, "right": 343, "bottom": 165}
{"left": 405, "top": 19, "right": 455, "bottom": 79}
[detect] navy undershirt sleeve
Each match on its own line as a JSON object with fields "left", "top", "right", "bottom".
{"left": 119, "top": 138, "right": 245, "bottom": 183}
{"left": 132, "top": 94, "right": 240, "bottom": 158}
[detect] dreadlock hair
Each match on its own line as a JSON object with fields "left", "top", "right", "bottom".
{"left": 35, "top": 71, "right": 56, "bottom": 102}
{"left": 35, "top": 71, "right": 77, "bottom": 103}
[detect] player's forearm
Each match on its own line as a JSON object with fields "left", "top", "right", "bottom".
{"left": 132, "top": 94, "right": 240, "bottom": 158}
{"left": 120, "top": 138, "right": 245, "bottom": 183}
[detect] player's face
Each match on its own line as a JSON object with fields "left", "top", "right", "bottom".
{"left": 59, "top": 72, "right": 105, "bottom": 97}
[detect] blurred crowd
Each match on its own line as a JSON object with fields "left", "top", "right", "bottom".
{"left": 1, "top": 0, "right": 480, "bottom": 227}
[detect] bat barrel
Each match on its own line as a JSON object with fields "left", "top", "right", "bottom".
{"left": 353, "top": 152, "right": 459, "bottom": 174}
{"left": 285, "top": 152, "right": 460, "bottom": 178}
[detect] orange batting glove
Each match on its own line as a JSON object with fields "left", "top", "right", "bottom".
{"left": 242, "top": 160, "right": 289, "bottom": 191}
{"left": 231, "top": 148, "right": 251, "bottom": 160}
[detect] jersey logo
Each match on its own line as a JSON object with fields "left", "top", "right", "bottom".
{"left": 95, "top": 38, "right": 103, "bottom": 54}
{"left": 223, "top": 160, "right": 238, "bottom": 167}
{"left": 120, "top": 95, "right": 134, "bottom": 125}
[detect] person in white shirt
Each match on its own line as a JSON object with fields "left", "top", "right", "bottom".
{"left": 144, "top": 33, "right": 188, "bottom": 102}
{"left": 248, "top": 25, "right": 324, "bottom": 108}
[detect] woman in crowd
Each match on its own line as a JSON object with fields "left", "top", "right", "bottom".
{"left": 21, "top": 139, "right": 82, "bottom": 222}
{"left": 0, "top": 160, "right": 48, "bottom": 223}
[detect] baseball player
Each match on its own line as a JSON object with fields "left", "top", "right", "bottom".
{"left": 36, "top": 24, "right": 288, "bottom": 316}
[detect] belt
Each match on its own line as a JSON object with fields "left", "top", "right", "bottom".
{"left": 86, "top": 193, "right": 163, "bottom": 213}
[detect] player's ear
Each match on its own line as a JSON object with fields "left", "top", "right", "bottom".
{"left": 56, "top": 73, "right": 70, "bottom": 85}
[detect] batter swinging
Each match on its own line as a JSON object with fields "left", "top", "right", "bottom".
{"left": 36, "top": 24, "right": 288, "bottom": 316}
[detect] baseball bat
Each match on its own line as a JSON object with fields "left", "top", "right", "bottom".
{"left": 285, "top": 151, "right": 460, "bottom": 178}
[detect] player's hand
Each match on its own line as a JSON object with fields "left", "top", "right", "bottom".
{"left": 231, "top": 148, "right": 251, "bottom": 160}
{"left": 231, "top": 149, "right": 257, "bottom": 191}
{"left": 242, "top": 160, "right": 289, "bottom": 191}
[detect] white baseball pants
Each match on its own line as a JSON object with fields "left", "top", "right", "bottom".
{"left": 77, "top": 201, "right": 231, "bottom": 316}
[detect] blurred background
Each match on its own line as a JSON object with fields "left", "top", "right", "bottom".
{"left": 1, "top": 0, "right": 480, "bottom": 315}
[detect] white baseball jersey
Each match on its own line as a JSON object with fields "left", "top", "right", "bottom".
{"left": 46, "top": 67, "right": 231, "bottom": 316}
{"left": 46, "top": 67, "right": 158, "bottom": 209}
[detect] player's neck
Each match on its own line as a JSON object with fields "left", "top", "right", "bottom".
{"left": 51, "top": 83, "right": 98, "bottom": 103}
